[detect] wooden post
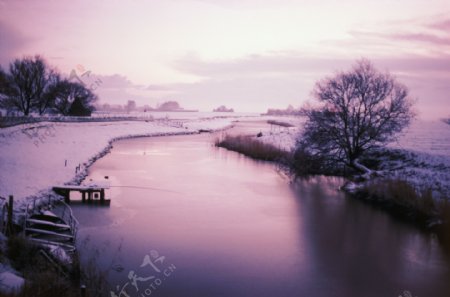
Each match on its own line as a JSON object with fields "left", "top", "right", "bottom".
{"left": 65, "top": 190, "right": 70, "bottom": 204}
{"left": 80, "top": 284, "right": 86, "bottom": 297}
{"left": 100, "top": 189, "right": 105, "bottom": 202}
{"left": 82, "top": 191, "right": 86, "bottom": 202}
{"left": 6, "top": 195, "right": 13, "bottom": 236}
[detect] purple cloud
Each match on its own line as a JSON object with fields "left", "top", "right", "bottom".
{"left": 174, "top": 53, "right": 351, "bottom": 78}
{"left": 429, "top": 18, "right": 450, "bottom": 32}
{"left": 347, "top": 14, "right": 450, "bottom": 48}
{"left": 0, "top": 20, "right": 30, "bottom": 66}
{"left": 175, "top": 52, "right": 450, "bottom": 79}
{"left": 388, "top": 32, "right": 450, "bottom": 46}
{"left": 92, "top": 74, "right": 133, "bottom": 89}
{"left": 146, "top": 84, "right": 174, "bottom": 91}
{"left": 169, "top": 51, "right": 450, "bottom": 116}
{"left": 348, "top": 29, "right": 450, "bottom": 47}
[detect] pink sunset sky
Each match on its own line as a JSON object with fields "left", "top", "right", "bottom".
{"left": 1, "top": 0, "right": 449, "bottom": 118}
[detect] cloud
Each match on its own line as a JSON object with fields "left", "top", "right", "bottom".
{"left": 0, "top": 20, "right": 30, "bottom": 66}
{"left": 349, "top": 30, "right": 450, "bottom": 47}
{"left": 90, "top": 51, "right": 450, "bottom": 117}
{"left": 89, "top": 75, "right": 177, "bottom": 93}
{"left": 189, "top": 0, "right": 298, "bottom": 10}
{"left": 168, "top": 50, "right": 450, "bottom": 116}
{"left": 375, "top": 56, "right": 450, "bottom": 74}
{"left": 145, "top": 84, "right": 174, "bottom": 91}
{"left": 175, "top": 51, "right": 450, "bottom": 80}
{"left": 155, "top": 75, "right": 311, "bottom": 112}
{"left": 94, "top": 74, "right": 134, "bottom": 89}
{"left": 86, "top": 74, "right": 178, "bottom": 107}
{"left": 428, "top": 18, "right": 450, "bottom": 32}
{"left": 387, "top": 32, "right": 449, "bottom": 46}
{"left": 350, "top": 14, "right": 450, "bottom": 48}
{"left": 174, "top": 53, "right": 352, "bottom": 79}
{"left": 95, "top": 87, "right": 153, "bottom": 106}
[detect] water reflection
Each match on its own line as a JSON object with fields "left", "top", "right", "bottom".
{"left": 71, "top": 131, "right": 450, "bottom": 297}
{"left": 292, "top": 176, "right": 450, "bottom": 297}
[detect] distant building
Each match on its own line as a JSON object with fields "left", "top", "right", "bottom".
{"left": 213, "top": 105, "right": 234, "bottom": 112}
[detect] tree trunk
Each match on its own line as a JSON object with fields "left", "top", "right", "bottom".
{"left": 350, "top": 158, "right": 372, "bottom": 175}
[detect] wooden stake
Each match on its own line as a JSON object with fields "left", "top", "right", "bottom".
{"left": 6, "top": 195, "right": 13, "bottom": 236}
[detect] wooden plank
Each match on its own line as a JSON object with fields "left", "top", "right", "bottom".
{"left": 26, "top": 219, "right": 71, "bottom": 230}
{"left": 29, "top": 238, "right": 76, "bottom": 251}
{"left": 25, "top": 227, "right": 74, "bottom": 239}
{"left": 53, "top": 185, "right": 110, "bottom": 190}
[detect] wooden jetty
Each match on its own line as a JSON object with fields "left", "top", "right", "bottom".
{"left": 53, "top": 184, "right": 110, "bottom": 205}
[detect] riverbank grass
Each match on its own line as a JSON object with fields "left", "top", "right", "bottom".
{"left": 267, "top": 120, "right": 295, "bottom": 127}
{"left": 358, "top": 179, "right": 449, "bottom": 221}
{"left": 4, "top": 235, "right": 80, "bottom": 297}
{"left": 357, "top": 178, "right": 450, "bottom": 247}
{"left": 1, "top": 235, "right": 112, "bottom": 297}
{"left": 215, "top": 134, "right": 289, "bottom": 162}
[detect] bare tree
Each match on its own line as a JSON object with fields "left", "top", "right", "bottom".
{"left": 298, "top": 59, "right": 415, "bottom": 174}
{"left": 0, "top": 66, "right": 10, "bottom": 102}
{"left": 1, "top": 56, "right": 99, "bottom": 116}
{"left": 52, "top": 80, "right": 73, "bottom": 115}
{"left": 37, "top": 70, "right": 60, "bottom": 115}
{"left": 2, "top": 55, "right": 51, "bottom": 115}
{"left": 0, "top": 65, "right": 17, "bottom": 114}
{"left": 53, "top": 80, "right": 97, "bottom": 116}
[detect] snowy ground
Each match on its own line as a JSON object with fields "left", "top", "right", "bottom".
{"left": 0, "top": 117, "right": 234, "bottom": 210}
{"left": 1, "top": 116, "right": 448, "bottom": 211}
{"left": 95, "top": 111, "right": 259, "bottom": 120}
{"left": 373, "top": 148, "right": 450, "bottom": 200}
{"left": 250, "top": 116, "right": 304, "bottom": 151}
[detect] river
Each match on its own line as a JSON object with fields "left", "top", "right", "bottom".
{"left": 71, "top": 123, "right": 450, "bottom": 297}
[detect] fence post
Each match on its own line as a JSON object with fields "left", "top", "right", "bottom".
{"left": 6, "top": 195, "right": 13, "bottom": 236}
{"left": 80, "top": 284, "right": 86, "bottom": 297}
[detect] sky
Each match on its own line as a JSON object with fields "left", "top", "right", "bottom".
{"left": 0, "top": 0, "right": 449, "bottom": 118}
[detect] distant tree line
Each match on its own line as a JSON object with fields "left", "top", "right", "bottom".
{"left": 97, "top": 100, "right": 198, "bottom": 113}
{"left": 0, "top": 55, "right": 97, "bottom": 116}
{"left": 213, "top": 105, "right": 234, "bottom": 112}
{"left": 263, "top": 105, "right": 303, "bottom": 116}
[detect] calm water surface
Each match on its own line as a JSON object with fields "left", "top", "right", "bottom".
{"left": 72, "top": 124, "right": 450, "bottom": 297}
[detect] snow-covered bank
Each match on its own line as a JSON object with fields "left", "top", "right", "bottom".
{"left": 0, "top": 118, "right": 234, "bottom": 210}
{"left": 248, "top": 119, "right": 450, "bottom": 200}
{"left": 252, "top": 116, "right": 304, "bottom": 151}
